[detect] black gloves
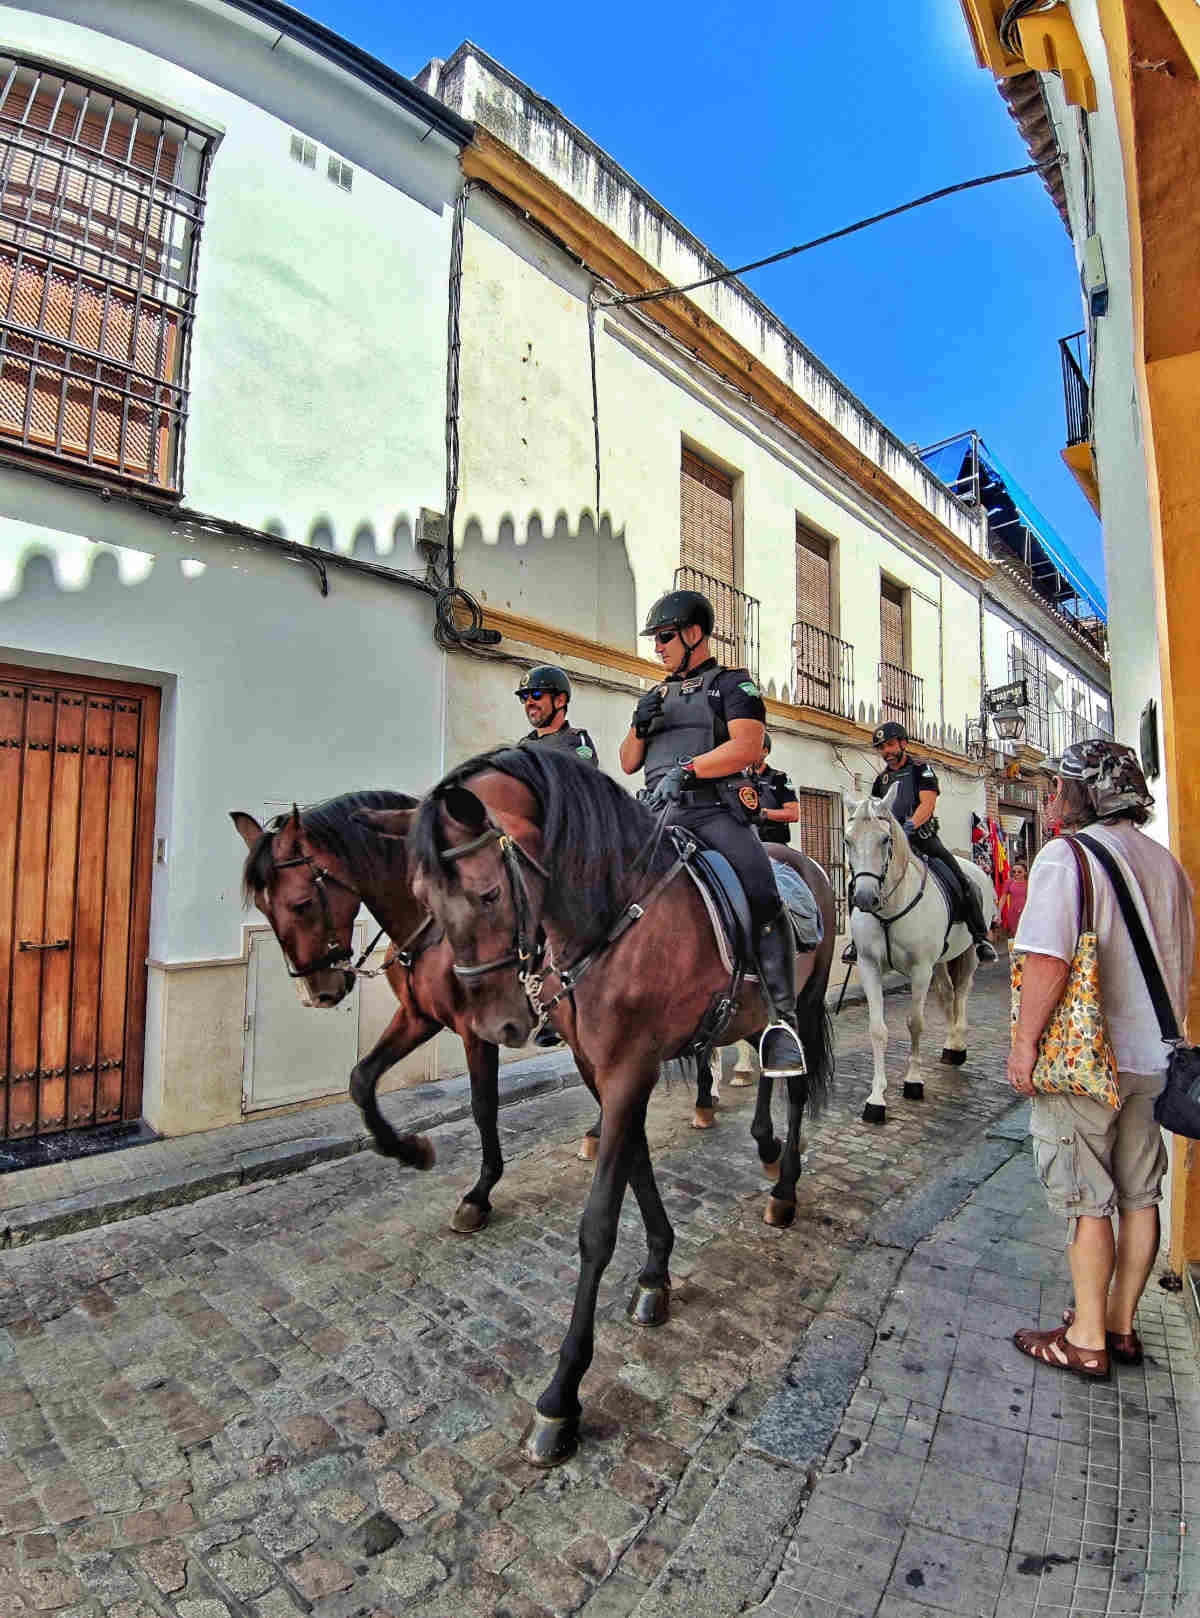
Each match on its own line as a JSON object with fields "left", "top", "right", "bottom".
{"left": 646, "top": 760, "right": 693, "bottom": 810}
{"left": 632, "top": 686, "right": 665, "bottom": 738}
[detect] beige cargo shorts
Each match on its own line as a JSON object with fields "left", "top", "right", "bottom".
{"left": 1030, "top": 1072, "right": 1168, "bottom": 1244}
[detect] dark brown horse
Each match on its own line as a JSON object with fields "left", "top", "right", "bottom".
{"left": 411, "top": 746, "right": 835, "bottom": 1465}
{"left": 233, "top": 793, "right": 510, "bottom": 1233}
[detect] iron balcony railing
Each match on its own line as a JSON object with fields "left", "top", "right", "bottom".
{"left": 1049, "top": 706, "right": 1114, "bottom": 757}
{"left": 1059, "top": 330, "right": 1090, "bottom": 447}
{"left": 878, "top": 661, "right": 925, "bottom": 738}
{"left": 792, "top": 619, "right": 854, "bottom": 717}
{"left": 674, "top": 565, "right": 760, "bottom": 678}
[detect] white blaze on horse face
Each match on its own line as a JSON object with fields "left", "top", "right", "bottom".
{"left": 847, "top": 800, "right": 894, "bottom": 912}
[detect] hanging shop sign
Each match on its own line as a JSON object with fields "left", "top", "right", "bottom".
{"left": 985, "top": 679, "right": 1029, "bottom": 713}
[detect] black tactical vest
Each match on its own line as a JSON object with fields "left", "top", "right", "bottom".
{"left": 873, "top": 756, "right": 935, "bottom": 828}
{"left": 521, "top": 723, "right": 597, "bottom": 764}
{"left": 642, "top": 664, "right": 730, "bottom": 789}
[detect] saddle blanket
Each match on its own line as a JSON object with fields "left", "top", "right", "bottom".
{"left": 773, "top": 860, "right": 823, "bottom": 948}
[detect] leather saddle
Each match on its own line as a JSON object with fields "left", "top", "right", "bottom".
{"left": 671, "top": 829, "right": 820, "bottom": 980}
{"left": 917, "top": 851, "right": 969, "bottom": 930}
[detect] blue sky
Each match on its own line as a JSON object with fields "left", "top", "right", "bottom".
{"left": 308, "top": 0, "right": 1105, "bottom": 591}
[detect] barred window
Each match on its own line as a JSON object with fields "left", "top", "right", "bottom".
{"left": 0, "top": 56, "right": 213, "bottom": 494}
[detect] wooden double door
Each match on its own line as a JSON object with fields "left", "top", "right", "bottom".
{"left": 0, "top": 664, "right": 158, "bottom": 1139}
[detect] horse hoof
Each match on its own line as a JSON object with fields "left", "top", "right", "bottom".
{"left": 941, "top": 1047, "right": 967, "bottom": 1066}
{"left": 729, "top": 1071, "right": 755, "bottom": 1087}
{"left": 902, "top": 1081, "right": 924, "bottom": 1101}
{"left": 764, "top": 1196, "right": 796, "bottom": 1228}
{"left": 577, "top": 1135, "right": 599, "bottom": 1162}
{"left": 414, "top": 1136, "right": 436, "bottom": 1170}
{"left": 450, "top": 1200, "right": 489, "bottom": 1234}
{"left": 862, "top": 1103, "right": 886, "bottom": 1125}
{"left": 627, "top": 1279, "right": 671, "bottom": 1327}
{"left": 692, "top": 1107, "right": 715, "bottom": 1130}
{"left": 761, "top": 1154, "right": 782, "bottom": 1181}
{"left": 522, "top": 1410, "right": 580, "bottom": 1468}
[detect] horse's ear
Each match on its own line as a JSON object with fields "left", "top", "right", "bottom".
{"left": 880, "top": 782, "right": 901, "bottom": 817}
{"left": 355, "top": 807, "right": 415, "bottom": 842}
{"left": 845, "top": 797, "right": 861, "bottom": 820}
{"left": 442, "top": 785, "right": 488, "bottom": 835}
{"left": 230, "top": 811, "right": 263, "bottom": 850}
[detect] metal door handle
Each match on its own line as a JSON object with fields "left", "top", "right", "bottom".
{"left": 18, "top": 938, "right": 69, "bottom": 951}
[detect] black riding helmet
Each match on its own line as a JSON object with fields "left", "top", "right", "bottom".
{"left": 872, "top": 721, "right": 908, "bottom": 748}
{"left": 640, "top": 589, "right": 715, "bottom": 639}
{"left": 515, "top": 665, "right": 571, "bottom": 701}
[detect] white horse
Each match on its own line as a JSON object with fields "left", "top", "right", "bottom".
{"left": 844, "top": 786, "right": 996, "bottom": 1124}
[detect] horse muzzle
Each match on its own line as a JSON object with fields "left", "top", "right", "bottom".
{"left": 851, "top": 886, "right": 881, "bottom": 914}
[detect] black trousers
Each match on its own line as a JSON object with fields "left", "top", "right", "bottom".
{"left": 912, "top": 829, "right": 987, "bottom": 931}
{"left": 671, "top": 802, "right": 781, "bottom": 929}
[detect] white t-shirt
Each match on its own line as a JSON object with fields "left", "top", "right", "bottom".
{"left": 1014, "top": 821, "right": 1195, "bottom": 1075}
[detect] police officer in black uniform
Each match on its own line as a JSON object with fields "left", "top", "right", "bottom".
{"left": 747, "top": 733, "right": 799, "bottom": 847}
{"left": 516, "top": 666, "right": 600, "bottom": 768}
{"left": 618, "top": 589, "right": 805, "bottom": 1079}
{"left": 842, "top": 720, "right": 996, "bottom": 965}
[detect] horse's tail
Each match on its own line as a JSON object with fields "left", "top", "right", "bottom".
{"left": 796, "top": 970, "right": 835, "bottom": 1118}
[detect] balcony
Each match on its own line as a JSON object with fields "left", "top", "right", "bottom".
{"left": 878, "top": 662, "right": 925, "bottom": 737}
{"left": 673, "top": 566, "right": 760, "bottom": 678}
{"left": 1059, "top": 331, "right": 1100, "bottom": 516}
{"left": 792, "top": 620, "right": 854, "bottom": 718}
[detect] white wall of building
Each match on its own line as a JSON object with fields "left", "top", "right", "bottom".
{"left": 1045, "top": 18, "right": 1166, "bottom": 838}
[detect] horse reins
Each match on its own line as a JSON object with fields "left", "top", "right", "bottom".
{"left": 271, "top": 847, "right": 392, "bottom": 981}
{"left": 847, "top": 829, "right": 930, "bottom": 971}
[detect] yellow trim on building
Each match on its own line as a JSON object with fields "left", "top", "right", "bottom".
{"left": 462, "top": 128, "right": 993, "bottom": 587}
{"left": 958, "top": 0, "right": 1097, "bottom": 106}
{"left": 1061, "top": 442, "right": 1101, "bottom": 515}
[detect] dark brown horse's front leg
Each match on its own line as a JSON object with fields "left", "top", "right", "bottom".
{"left": 750, "top": 1069, "right": 782, "bottom": 1179}
{"left": 450, "top": 1034, "right": 503, "bottom": 1233}
{"left": 348, "top": 1007, "right": 437, "bottom": 1171}
{"left": 524, "top": 1084, "right": 650, "bottom": 1467}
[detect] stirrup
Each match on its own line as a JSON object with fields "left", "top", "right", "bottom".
{"left": 759, "top": 1022, "right": 806, "bottom": 1079}
{"left": 974, "top": 938, "right": 998, "bottom": 963}
{"left": 840, "top": 941, "right": 857, "bottom": 964}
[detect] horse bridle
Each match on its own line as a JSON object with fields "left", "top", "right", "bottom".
{"left": 272, "top": 847, "right": 387, "bottom": 980}
{"left": 438, "top": 821, "right": 552, "bottom": 1007}
{"left": 846, "top": 818, "right": 930, "bottom": 970}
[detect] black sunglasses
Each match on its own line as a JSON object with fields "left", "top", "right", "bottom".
{"left": 517, "top": 689, "right": 549, "bottom": 701}
{"left": 653, "top": 628, "right": 679, "bottom": 646}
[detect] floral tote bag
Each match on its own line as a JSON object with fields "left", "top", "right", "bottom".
{"left": 1010, "top": 837, "right": 1120, "bottom": 1108}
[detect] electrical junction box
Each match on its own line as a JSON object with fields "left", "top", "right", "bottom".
{"left": 1083, "top": 234, "right": 1108, "bottom": 317}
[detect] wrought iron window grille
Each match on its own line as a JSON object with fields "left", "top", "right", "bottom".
{"left": 791, "top": 618, "right": 854, "bottom": 717}
{"left": 877, "top": 660, "right": 925, "bottom": 737}
{"left": 0, "top": 54, "right": 214, "bottom": 495}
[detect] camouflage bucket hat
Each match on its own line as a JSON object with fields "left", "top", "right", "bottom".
{"left": 1051, "top": 739, "right": 1154, "bottom": 820}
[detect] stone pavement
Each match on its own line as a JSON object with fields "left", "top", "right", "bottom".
{"left": 0, "top": 970, "right": 1194, "bottom": 1618}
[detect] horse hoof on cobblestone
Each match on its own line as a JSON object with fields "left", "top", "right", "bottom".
{"left": 577, "top": 1135, "right": 599, "bottom": 1162}
{"left": 692, "top": 1106, "right": 715, "bottom": 1130}
{"left": 903, "top": 1081, "right": 924, "bottom": 1100}
{"left": 941, "top": 1047, "right": 967, "bottom": 1066}
{"left": 523, "top": 1410, "right": 580, "bottom": 1467}
{"left": 627, "top": 1279, "right": 671, "bottom": 1327}
{"left": 761, "top": 1154, "right": 782, "bottom": 1180}
{"left": 450, "top": 1200, "right": 489, "bottom": 1233}
{"left": 763, "top": 1196, "right": 796, "bottom": 1228}
{"left": 729, "top": 1071, "right": 755, "bottom": 1087}
{"left": 862, "top": 1102, "right": 886, "bottom": 1125}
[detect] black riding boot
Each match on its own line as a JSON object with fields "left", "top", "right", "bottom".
{"left": 962, "top": 884, "right": 999, "bottom": 963}
{"left": 841, "top": 939, "right": 857, "bottom": 964}
{"left": 754, "top": 906, "right": 807, "bottom": 1078}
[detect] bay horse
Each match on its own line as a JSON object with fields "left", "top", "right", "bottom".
{"left": 410, "top": 746, "right": 835, "bottom": 1466}
{"left": 233, "top": 794, "right": 510, "bottom": 1233}
{"left": 844, "top": 786, "right": 996, "bottom": 1124}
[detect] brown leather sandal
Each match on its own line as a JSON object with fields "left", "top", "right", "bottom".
{"left": 1013, "top": 1324, "right": 1109, "bottom": 1380}
{"left": 1062, "top": 1309, "right": 1143, "bottom": 1365}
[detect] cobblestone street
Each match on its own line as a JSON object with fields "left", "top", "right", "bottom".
{"left": 0, "top": 972, "right": 1033, "bottom": 1617}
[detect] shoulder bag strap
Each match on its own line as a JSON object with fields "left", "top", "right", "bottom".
{"left": 1075, "top": 832, "right": 1181, "bottom": 1043}
{"left": 1060, "top": 835, "right": 1096, "bottom": 935}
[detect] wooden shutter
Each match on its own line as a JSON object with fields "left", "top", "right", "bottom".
{"left": 794, "top": 524, "right": 830, "bottom": 631}
{"left": 795, "top": 789, "right": 846, "bottom": 933}
{"left": 880, "top": 578, "right": 906, "bottom": 669}
{"left": 680, "top": 450, "right": 734, "bottom": 583}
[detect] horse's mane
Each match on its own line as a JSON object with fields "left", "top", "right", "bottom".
{"left": 413, "top": 747, "right": 673, "bottom": 939}
{"left": 241, "top": 789, "right": 418, "bottom": 904}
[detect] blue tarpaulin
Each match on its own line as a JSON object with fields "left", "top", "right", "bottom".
{"left": 920, "top": 433, "right": 1107, "bottom": 621}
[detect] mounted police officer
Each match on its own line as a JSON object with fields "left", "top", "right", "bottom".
{"left": 747, "top": 732, "right": 799, "bottom": 847}
{"left": 618, "top": 589, "right": 806, "bottom": 1079}
{"left": 516, "top": 665, "right": 600, "bottom": 767}
{"left": 842, "top": 720, "right": 997, "bottom": 965}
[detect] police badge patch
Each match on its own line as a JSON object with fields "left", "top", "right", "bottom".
{"left": 738, "top": 784, "right": 759, "bottom": 812}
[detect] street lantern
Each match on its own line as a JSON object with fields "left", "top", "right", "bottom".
{"left": 990, "top": 703, "right": 1026, "bottom": 742}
